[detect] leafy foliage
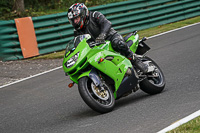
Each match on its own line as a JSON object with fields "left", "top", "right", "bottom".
{"left": 0, "top": 0, "right": 127, "bottom": 20}
{"left": 0, "top": 0, "right": 13, "bottom": 15}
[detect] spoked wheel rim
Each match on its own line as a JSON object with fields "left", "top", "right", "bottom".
{"left": 88, "top": 81, "right": 113, "bottom": 106}
{"left": 91, "top": 82, "right": 109, "bottom": 100}
{"left": 147, "top": 66, "right": 164, "bottom": 86}
{"left": 78, "top": 77, "right": 115, "bottom": 113}
{"left": 139, "top": 56, "right": 165, "bottom": 95}
{"left": 144, "top": 59, "right": 164, "bottom": 87}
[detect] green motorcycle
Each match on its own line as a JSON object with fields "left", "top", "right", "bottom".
{"left": 63, "top": 31, "right": 165, "bottom": 113}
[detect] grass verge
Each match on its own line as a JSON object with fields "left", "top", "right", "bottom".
{"left": 167, "top": 116, "right": 200, "bottom": 133}
{"left": 31, "top": 15, "right": 200, "bottom": 60}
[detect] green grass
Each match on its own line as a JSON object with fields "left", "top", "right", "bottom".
{"left": 167, "top": 116, "right": 200, "bottom": 133}
{"left": 31, "top": 15, "right": 200, "bottom": 60}
{"left": 138, "top": 15, "right": 200, "bottom": 38}
{"left": 30, "top": 51, "right": 65, "bottom": 60}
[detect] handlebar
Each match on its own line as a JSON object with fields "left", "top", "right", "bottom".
{"left": 88, "top": 41, "right": 106, "bottom": 47}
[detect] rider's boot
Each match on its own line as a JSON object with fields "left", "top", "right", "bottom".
{"left": 127, "top": 51, "right": 148, "bottom": 74}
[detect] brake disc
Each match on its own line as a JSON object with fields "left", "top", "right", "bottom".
{"left": 91, "top": 82, "right": 109, "bottom": 100}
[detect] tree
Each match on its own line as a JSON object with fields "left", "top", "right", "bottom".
{"left": 13, "top": 0, "right": 25, "bottom": 13}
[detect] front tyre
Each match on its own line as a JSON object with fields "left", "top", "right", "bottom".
{"left": 140, "top": 57, "right": 165, "bottom": 95}
{"left": 78, "top": 77, "right": 115, "bottom": 113}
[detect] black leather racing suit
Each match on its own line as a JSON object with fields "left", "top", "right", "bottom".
{"left": 74, "top": 11, "right": 133, "bottom": 58}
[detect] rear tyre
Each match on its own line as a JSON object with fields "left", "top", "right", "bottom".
{"left": 78, "top": 77, "right": 115, "bottom": 113}
{"left": 140, "top": 57, "right": 165, "bottom": 95}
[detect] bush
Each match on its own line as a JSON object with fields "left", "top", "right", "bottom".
{"left": 0, "top": 0, "right": 127, "bottom": 20}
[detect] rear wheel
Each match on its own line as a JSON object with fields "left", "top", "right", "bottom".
{"left": 78, "top": 77, "right": 115, "bottom": 113}
{"left": 139, "top": 57, "right": 165, "bottom": 95}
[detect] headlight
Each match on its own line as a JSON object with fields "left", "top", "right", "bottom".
{"left": 65, "top": 52, "right": 79, "bottom": 68}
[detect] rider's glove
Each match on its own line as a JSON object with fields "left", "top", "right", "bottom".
{"left": 95, "top": 33, "right": 106, "bottom": 43}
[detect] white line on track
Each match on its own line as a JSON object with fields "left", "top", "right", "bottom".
{"left": 1, "top": 22, "right": 200, "bottom": 132}
{"left": 154, "top": 22, "right": 200, "bottom": 132}
{"left": 157, "top": 110, "right": 200, "bottom": 133}
{"left": 0, "top": 66, "right": 62, "bottom": 89}
{"left": 2, "top": 22, "right": 200, "bottom": 89}
{"left": 148, "top": 22, "right": 200, "bottom": 39}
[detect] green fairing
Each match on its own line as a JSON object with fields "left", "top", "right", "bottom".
{"left": 63, "top": 34, "right": 139, "bottom": 99}
{"left": 87, "top": 51, "right": 132, "bottom": 90}
{"left": 78, "top": 70, "right": 91, "bottom": 79}
{"left": 126, "top": 34, "right": 139, "bottom": 53}
{"left": 63, "top": 39, "right": 90, "bottom": 74}
{"left": 63, "top": 39, "right": 91, "bottom": 83}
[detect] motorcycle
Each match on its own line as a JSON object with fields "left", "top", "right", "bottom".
{"left": 63, "top": 31, "right": 165, "bottom": 113}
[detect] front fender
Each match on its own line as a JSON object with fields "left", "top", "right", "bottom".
{"left": 78, "top": 70, "right": 91, "bottom": 80}
{"left": 78, "top": 68, "right": 102, "bottom": 87}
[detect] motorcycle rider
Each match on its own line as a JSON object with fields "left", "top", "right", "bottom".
{"left": 67, "top": 3, "right": 148, "bottom": 73}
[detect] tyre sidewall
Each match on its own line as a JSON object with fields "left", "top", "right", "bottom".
{"left": 78, "top": 77, "right": 115, "bottom": 113}
{"left": 140, "top": 57, "right": 166, "bottom": 95}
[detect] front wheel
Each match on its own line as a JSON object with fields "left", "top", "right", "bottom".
{"left": 78, "top": 77, "right": 115, "bottom": 113}
{"left": 139, "top": 56, "right": 165, "bottom": 95}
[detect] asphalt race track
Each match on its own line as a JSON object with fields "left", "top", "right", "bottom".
{"left": 1, "top": 23, "right": 200, "bottom": 133}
